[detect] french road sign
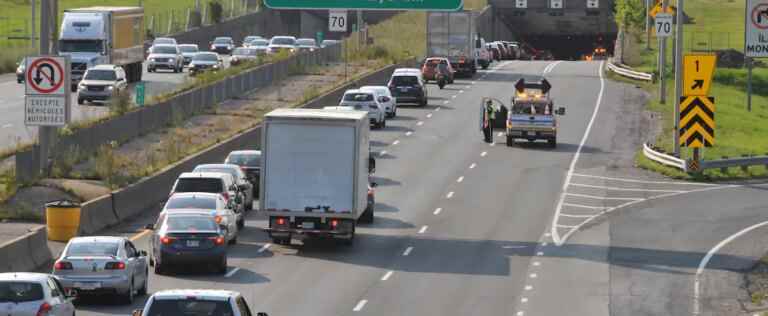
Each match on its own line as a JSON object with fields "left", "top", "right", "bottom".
{"left": 264, "top": 0, "right": 463, "bottom": 11}
{"left": 516, "top": 0, "right": 527, "bottom": 8}
{"left": 25, "top": 56, "right": 67, "bottom": 96}
{"left": 679, "top": 96, "right": 715, "bottom": 148}
{"left": 745, "top": 0, "right": 768, "bottom": 57}
{"left": 683, "top": 53, "right": 716, "bottom": 96}
{"left": 329, "top": 10, "right": 347, "bottom": 32}
{"left": 25, "top": 96, "right": 68, "bottom": 126}
{"left": 654, "top": 13, "right": 673, "bottom": 37}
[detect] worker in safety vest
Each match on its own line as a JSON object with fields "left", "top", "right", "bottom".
{"left": 483, "top": 100, "right": 495, "bottom": 143}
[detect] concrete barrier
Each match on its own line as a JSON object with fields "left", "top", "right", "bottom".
{"left": 78, "top": 194, "right": 119, "bottom": 235}
{"left": 0, "top": 226, "right": 51, "bottom": 273}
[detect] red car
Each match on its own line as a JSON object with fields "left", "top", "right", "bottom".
{"left": 421, "top": 57, "right": 455, "bottom": 84}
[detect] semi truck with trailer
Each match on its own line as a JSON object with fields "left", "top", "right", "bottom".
{"left": 59, "top": 7, "right": 145, "bottom": 91}
{"left": 260, "top": 109, "right": 374, "bottom": 246}
{"left": 427, "top": 11, "right": 480, "bottom": 77}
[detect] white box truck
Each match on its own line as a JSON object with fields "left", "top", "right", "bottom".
{"left": 59, "top": 7, "right": 145, "bottom": 91}
{"left": 260, "top": 108, "right": 374, "bottom": 246}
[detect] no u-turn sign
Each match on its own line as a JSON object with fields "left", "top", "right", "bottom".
{"left": 746, "top": 0, "right": 768, "bottom": 57}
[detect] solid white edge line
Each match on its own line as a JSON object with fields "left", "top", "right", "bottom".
{"left": 693, "top": 220, "right": 768, "bottom": 315}
{"left": 257, "top": 243, "right": 271, "bottom": 253}
{"left": 569, "top": 183, "right": 686, "bottom": 193}
{"left": 403, "top": 246, "right": 414, "bottom": 256}
{"left": 551, "top": 61, "right": 605, "bottom": 246}
{"left": 381, "top": 270, "right": 394, "bottom": 281}
{"left": 224, "top": 267, "right": 240, "bottom": 278}
{"left": 418, "top": 225, "right": 428, "bottom": 234}
{"left": 572, "top": 173, "right": 718, "bottom": 186}
{"left": 353, "top": 300, "right": 368, "bottom": 312}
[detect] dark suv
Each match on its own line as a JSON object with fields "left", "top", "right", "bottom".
{"left": 388, "top": 69, "right": 428, "bottom": 107}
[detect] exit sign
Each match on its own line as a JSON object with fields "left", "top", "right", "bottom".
{"left": 264, "top": 0, "right": 464, "bottom": 10}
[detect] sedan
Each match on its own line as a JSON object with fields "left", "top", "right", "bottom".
{"left": 189, "top": 52, "right": 224, "bottom": 76}
{"left": 0, "top": 273, "right": 76, "bottom": 316}
{"left": 148, "top": 212, "right": 229, "bottom": 275}
{"left": 210, "top": 37, "right": 235, "bottom": 55}
{"left": 224, "top": 150, "right": 262, "bottom": 198}
{"left": 230, "top": 48, "right": 261, "bottom": 67}
{"left": 178, "top": 44, "right": 199, "bottom": 66}
{"left": 162, "top": 192, "right": 239, "bottom": 243}
{"left": 296, "top": 38, "right": 319, "bottom": 52}
{"left": 193, "top": 164, "right": 254, "bottom": 211}
{"left": 52, "top": 236, "right": 148, "bottom": 304}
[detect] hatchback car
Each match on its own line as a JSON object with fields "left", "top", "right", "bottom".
{"left": 189, "top": 52, "right": 224, "bottom": 76}
{"left": 340, "top": 89, "right": 386, "bottom": 129}
{"left": 296, "top": 38, "right": 318, "bottom": 52}
{"left": 0, "top": 273, "right": 76, "bottom": 316}
{"left": 177, "top": 44, "right": 199, "bottom": 66}
{"left": 421, "top": 57, "right": 455, "bottom": 83}
{"left": 77, "top": 64, "right": 128, "bottom": 105}
{"left": 148, "top": 212, "right": 229, "bottom": 274}
{"left": 147, "top": 44, "right": 183, "bottom": 73}
{"left": 192, "top": 164, "right": 254, "bottom": 211}
{"left": 162, "top": 193, "right": 239, "bottom": 243}
{"left": 133, "top": 289, "right": 268, "bottom": 316}
{"left": 360, "top": 85, "right": 397, "bottom": 118}
{"left": 388, "top": 69, "right": 428, "bottom": 107}
{"left": 170, "top": 172, "right": 245, "bottom": 228}
{"left": 52, "top": 236, "right": 148, "bottom": 304}
{"left": 224, "top": 150, "right": 262, "bottom": 198}
{"left": 230, "top": 48, "right": 261, "bottom": 66}
{"left": 268, "top": 36, "right": 297, "bottom": 54}
{"left": 210, "top": 37, "right": 235, "bottom": 55}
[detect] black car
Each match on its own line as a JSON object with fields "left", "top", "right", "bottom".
{"left": 210, "top": 37, "right": 235, "bottom": 55}
{"left": 224, "top": 150, "right": 261, "bottom": 198}
{"left": 148, "top": 212, "right": 229, "bottom": 275}
{"left": 189, "top": 52, "right": 223, "bottom": 76}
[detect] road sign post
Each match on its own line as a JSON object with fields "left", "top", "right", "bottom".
{"left": 658, "top": 0, "right": 668, "bottom": 105}
{"left": 673, "top": 0, "right": 684, "bottom": 156}
{"left": 264, "top": 0, "right": 463, "bottom": 10}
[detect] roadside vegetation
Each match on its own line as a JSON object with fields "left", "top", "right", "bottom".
{"left": 613, "top": 0, "right": 768, "bottom": 180}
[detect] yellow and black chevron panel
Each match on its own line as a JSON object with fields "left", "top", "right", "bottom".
{"left": 679, "top": 96, "right": 715, "bottom": 148}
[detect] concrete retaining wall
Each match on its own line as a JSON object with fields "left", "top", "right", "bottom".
{"left": 0, "top": 227, "right": 51, "bottom": 273}
{"left": 78, "top": 195, "right": 119, "bottom": 235}
{"left": 476, "top": 6, "right": 516, "bottom": 42}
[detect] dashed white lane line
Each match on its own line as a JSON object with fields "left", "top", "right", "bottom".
{"left": 536, "top": 252, "right": 544, "bottom": 256}
{"left": 416, "top": 121, "right": 424, "bottom": 126}
{"left": 392, "top": 140, "right": 400, "bottom": 145}
{"left": 380, "top": 150, "right": 388, "bottom": 156}
{"left": 381, "top": 270, "right": 394, "bottom": 281}
{"left": 435, "top": 107, "right": 441, "bottom": 111}
{"left": 257, "top": 243, "right": 271, "bottom": 253}
{"left": 465, "top": 85, "right": 471, "bottom": 89}
{"left": 426, "top": 113, "right": 433, "bottom": 118}
{"left": 405, "top": 131, "right": 413, "bottom": 136}
{"left": 497, "top": 132, "right": 503, "bottom": 137}
{"left": 451, "top": 95, "right": 457, "bottom": 99}
{"left": 469, "top": 163, "right": 476, "bottom": 169}
{"left": 456, "top": 176, "right": 464, "bottom": 183}
{"left": 471, "top": 81, "right": 476, "bottom": 85}
{"left": 525, "top": 285, "right": 533, "bottom": 291}
{"left": 532, "top": 261, "right": 541, "bottom": 266}
{"left": 353, "top": 300, "right": 368, "bottom": 312}
{"left": 481, "top": 151, "right": 487, "bottom": 157}
{"left": 562, "top": 203, "right": 606, "bottom": 210}
{"left": 517, "top": 311, "right": 524, "bottom": 316}
{"left": 446, "top": 191, "right": 454, "bottom": 199}
{"left": 529, "top": 273, "right": 538, "bottom": 278}
{"left": 402, "top": 246, "right": 414, "bottom": 256}
{"left": 459, "top": 90, "right": 464, "bottom": 93}
{"left": 521, "top": 297, "right": 529, "bottom": 303}
{"left": 418, "top": 225, "right": 428, "bottom": 234}
{"left": 224, "top": 267, "right": 240, "bottom": 278}
{"left": 443, "top": 100, "right": 450, "bottom": 104}
{"left": 433, "top": 208, "right": 442, "bottom": 215}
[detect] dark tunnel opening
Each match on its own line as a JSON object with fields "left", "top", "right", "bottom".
{"left": 521, "top": 34, "right": 617, "bottom": 60}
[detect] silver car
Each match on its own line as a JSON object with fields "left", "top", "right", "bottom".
{"left": 193, "top": 164, "right": 254, "bottom": 211}
{"left": 0, "top": 273, "right": 76, "bottom": 316}
{"left": 178, "top": 44, "right": 199, "bottom": 66}
{"left": 76, "top": 64, "right": 128, "bottom": 105}
{"left": 133, "top": 289, "right": 268, "bottom": 316}
{"left": 52, "top": 236, "right": 149, "bottom": 304}
{"left": 161, "top": 192, "right": 239, "bottom": 243}
{"left": 147, "top": 44, "right": 183, "bottom": 73}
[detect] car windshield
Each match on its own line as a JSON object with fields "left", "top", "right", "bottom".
{"left": 391, "top": 76, "right": 419, "bottom": 86}
{"left": 154, "top": 38, "right": 175, "bottom": 45}
{"left": 179, "top": 46, "right": 198, "bottom": 53}
{"left": 233, "top": 48, "right": 258, "bottom": 56}
{"left": 59, "top": 39, "right": 103, "bottom": 53}
{"left": 152, "top": 46, "right": 177, "bottom": 54}
{"left": 174, "top": 178, "right": 224, "bottom": 193}
{"left": 66, "top": 242, "right": 119, "bottom": 256}
{"left": 84, "top": 69, "right": 117, "bottom": 81}
{"left": 193, "top": 54, "right": 218, "bottom": 62}
{"left": 271, "top": 37, "right": 295, "bottom": 45}
{"left": 0, "top": 282, "right": 44, "bottom": 303}
{"left": 166, "top": 197, "right": 217, "bottom": 210}
{"left": 250, "top": 40, "right": 269, "bottom": 47}
{"left": 146, "top": 299, "right": 232, "bottom": 316}
{"left": 227, "top": 154, "right": 260, "bottom": 167}
{"left": 297, "top": 39, "right": 316, "bottom": 46}
{"left": 343, "top": 93, "right": 374, "bottom": 102}
{"left": 214, "top": 38, "right": 232, "bottom": 44}
{"left": 194, "top": 167, "right": 238, "bottom": 179}
{"left": 165, "top": 216, "right": 218, "bottom": 231}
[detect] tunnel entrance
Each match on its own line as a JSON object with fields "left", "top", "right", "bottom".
{"left": 521, "top": 34, "right": 617, "bottom": 60}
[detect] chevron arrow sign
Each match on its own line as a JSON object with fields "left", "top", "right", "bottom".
{"left": 679, "top": 96, "right": 715, "bottom": 148}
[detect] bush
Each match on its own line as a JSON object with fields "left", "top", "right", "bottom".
{"left": 209, "top": 1, "right": 224, "bottom": 24}
{"left": 108, "top": 90, "right": 132, "bottom": 116}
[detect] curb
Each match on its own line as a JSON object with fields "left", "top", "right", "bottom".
{"left": 0, "top": 226, "right": 52, "bottom": 273}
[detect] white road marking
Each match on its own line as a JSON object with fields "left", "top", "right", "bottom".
{"left": 435, "top": 107, "right": 441, "bottom": 111}
{"left": 541, "top": 242, "right": 548, "bottom": 246}
{"left": 225, "top": 267, "right": 240, "bottom": 278}
{"left": 693, "top": 220, "right": 768, "bottom": 315}
{"left": 380, "top": 150, "right": 388, "bottom": 156}
{"left": 529, "top": 273, "right": 537, "bottom": 278}
{"left": 443, "top": 100, "right": 450, "bottom": 104}
{"left": 570, "top": 183, "right": 685, "bottom": 193}
{"left": 490, "top": 142, "right": 496, "bottom": 147}
{"left": 417, "top": 121, "right": 424, "bottom": 126}
{"left": 1, "top": 124, "right": 12, "bottom": 129}
{"left": 536, "top": 252, "right": 544, "bottom": 256}
{"left": 544, "top": 232, "right": 551, "bottom": 237}
{"left": 418, "top": 225, "right": 428, "bottom": 234}
{"left": 446, "top": 191, "right": 454, "bottom": 199}
{"left": 521, "top": 297, "right": 528, "bottom": 303}
{"left": 533, "top": 261, "right": 541, "bottom": 266}
{"left": 502, "top": 245, "right": 527, "bottom": 249}
{"left": 562, "top": 203, "right": 606, "bottom": 210}
{"left": 497, "top": 132, "right": 503, "bottom": 137}
{"left": 565, "top": 192, "right": 642, "bottom": 201}
{"left": 426, "top": 113, "right": 432, "bottom": 118}
{"left": 403, "top": 246, "right": 414, "bottom": 256}
{"left": 392, "top": 140, "right": 400, "bottom": 145}
{"left": 517, "top": 312, "right": 524, "bottom": 316}
{"left": 257, "top": 243, "right": 271, "bottom": 253}
{"left": 405, "top": 131, "right": 413, "bottom": 136}
{"left": 556, "top": 224, "right": 578, "bottom": 228}
{"left": 572, "top": 173, "right": 718, "bottom": 186}
{"left": 353, "top": 300, "right": 368, "bottom": 312}
{"left": 457, "top": 176, "right": 464, "bottom": 183}
{"left": 525, "top": 285, "right": 533, "bottom": 291}
{"left": 433, "top": 208, "right": 442, "bottom": 215}
{"left": 465, "top": 85, "right": 471, "bottom": 89}
{"left": 481, "top": 151, "right": 487, "bottom": 157}
{"left": 550, "top": 61, "right": 606, "bottom": 246}
{"left": 381, "top": 271, "right": 394, "bottom": 281}
{"left": 469, "top": 163, "right": 477, "bottom": 169}
{"left": 471, "top": 81, "right": 476, "bottom": 85}
{"left": 459, "top": 90, "right": 464, "bottom": 93}
{"left": 559, "top": 213, "right": 594, "bottom": 218}
{"left": 451, "top": 95, "right": 457, "bottom": 99}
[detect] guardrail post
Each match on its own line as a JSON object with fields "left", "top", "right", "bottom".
{"left": 765, "top": 153, "right": 768, "bottom": 170}
{"left": 721, "top": 156, "right": 728, "bottom": 174}
{"left": 742, "top": 154, "right": 750, "bottom": 173}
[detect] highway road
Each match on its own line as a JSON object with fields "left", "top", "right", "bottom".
{"left": 64, "top": 58, "right": 768, "bottom": 316}
{"left": 0, "top": 57, "right": 229, "bottom": 152}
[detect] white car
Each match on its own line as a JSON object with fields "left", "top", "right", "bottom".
{"left": 133, "top": 289, "right": 268, "bottom": 316}
{"left": 268, "top": 36, "right": 297, "bottom": 55}
{"left": 360, "top": 85, "right": 397, "bottom": 118}
{"left": 339, "top": 89, "right": 386, "bottom": 129}
{"left": 161, "top": 192, "right": 239, "bottom": 244}
{"left": 170, "top": 172, "right": 246, "bottom": 228}
{"left": 77, "top": 64, "right": 128, "bottom": 105}
{"left": 0, "top": 272, "right": 76, "bottom": 316}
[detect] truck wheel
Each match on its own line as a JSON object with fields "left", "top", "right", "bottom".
{"left": 549, "top": 139, "right": 557, "bottom": 148}
{"left": 420, "top": 99, "right": 427, "bottom": 107}
{"left": 340, "top": 227, "right": 355, "bottom": 246}
{"left": 482, "top": 64, "right": 489, "bottom": 70}
{"left": 77, "top": 98, "right": 84, "bottom": 105}
{"left": 506, "top": 136, "right": 514, "bottom": 147}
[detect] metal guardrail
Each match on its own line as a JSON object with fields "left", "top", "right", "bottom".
{"left": 702, "top": 155, "right": 768, "bottom": 170}
{"left": 606, "top": 60, "right": 654, "bottom": 82}
{"left": 643, "top": 143, "right": 687, "bottom": 171}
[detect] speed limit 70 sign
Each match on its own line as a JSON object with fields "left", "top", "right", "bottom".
{"left": 329, "top": 10, "right": 347, "bottom": 32}
{"left": 655, "top": 13, "right": 673, "bottom": 37}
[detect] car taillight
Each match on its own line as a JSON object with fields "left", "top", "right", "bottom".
{"left": 330, "top": 219, "right": 339, "bottom": 229}
{"left": 161, "top": 236, "right": 175, "bottom": 245}
{"left": 105, "top": 261, "right": 126, "bottom": 270}
{"left": 222, "top": 192, "right": 230, "bottom": 201}
{"left": 36, "top": 302, "right": 52, "bottom": 316}
{"left": 211, "top": 236, "right": 225, "bottom": 245}
{"left": 276, "top": 217, "right": 286, "bottom": 225}
{"left": 54, "top": 261, "right": 72, "bottom": 270}
{"left": 368, "top": 187, "right": 374, "bottom": 195}
{"left": 215, "top": 215, "right": 223, "bottom": 224}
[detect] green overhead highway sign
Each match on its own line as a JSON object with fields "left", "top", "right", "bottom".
{"left": 263, "top": 0, "right": 463, "bottom": 11}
